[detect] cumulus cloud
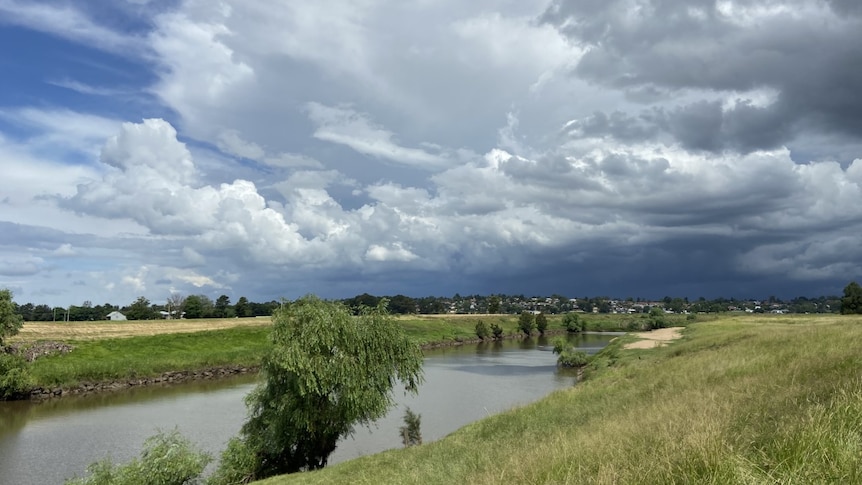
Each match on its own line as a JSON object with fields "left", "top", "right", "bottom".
{"left": 5, "top": 0, "right": 862, "bottom": 305}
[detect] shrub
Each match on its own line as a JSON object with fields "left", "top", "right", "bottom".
{"left": 518, "top": 312, "right": 534, "bottom": 336}
{"left": 475, "top": 320, "right": 490, "bottom": 340}
{"left": 648, "top": 307, "right": 667, "bottom": 330}
{"left": 535, "top": 312, "right": 548, "bottom": 335}
{"left": 65, "top": 430, "right": 211, "bottom": 485}
{"left": 551, "top": 338, "right": 589, "bottom": 368}
{"left": 399, "top": 407, "right": 422, "bottom": 447}
{"left": 0, "top": 352, "right": 32, "bottom": 399}
{"left": 491, "top": 323, "right": 504, "bottom": 340}
{"left": 562, "top": 313, "right": 583, "bottom": 333}
{"left": 207, "top": 437, "right": 259, "bottom": 485}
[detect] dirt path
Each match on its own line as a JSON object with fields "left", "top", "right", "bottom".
{"left": 623, "top": 327, "right": 684, "bottom": 349}
{"left": 10, "top": 317, "right": 272, "bottom": 342}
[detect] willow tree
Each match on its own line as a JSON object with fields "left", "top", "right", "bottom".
{"left": 222, "top": 295, "right": 423, "bottom": 480}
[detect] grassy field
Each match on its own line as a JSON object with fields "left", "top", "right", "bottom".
{"left": 255, "top": 314, "right": 862, "bottom": 484}
{"left": 9, "top": 312, "right": 695, "bottom": 391}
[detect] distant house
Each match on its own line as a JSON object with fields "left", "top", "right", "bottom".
{"left": 106, "top": 311, "right": 127, "bottom": 321}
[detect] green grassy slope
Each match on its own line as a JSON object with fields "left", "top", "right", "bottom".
{"left": 259, "top": 315, "right": 862, "bottom": 484}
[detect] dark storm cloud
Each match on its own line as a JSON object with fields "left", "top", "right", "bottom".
{"left": 543, "top": 0, "right": 862, "bottom": 158}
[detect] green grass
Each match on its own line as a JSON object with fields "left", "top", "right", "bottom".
{"left": 256, "top": 314, "right": 862, "bottom": 485}
{"left": 29, "top": 326, "right": 271, "bottom": 387}
{"left": 21, "top": 312, "right": 687, "bottom": 390}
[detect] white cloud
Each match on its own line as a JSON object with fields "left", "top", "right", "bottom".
{"left": 365, "top": 243, "right": 418, "bottom": 262}
{"left": 307, "top": 102, "right": 452, "bottom": 169}
{"left": 0, "top": 0, "right": 142, "bottom": 53}
{"left": 216, "top": 129, "right": 265, "bottom": 160}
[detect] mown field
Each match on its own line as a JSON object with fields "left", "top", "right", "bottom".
{"left": 256, "top": 314, "right": 862, "bottom": 485}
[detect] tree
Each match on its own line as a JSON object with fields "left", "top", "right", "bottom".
{"left": 1, "top": 289, "right": 24, "bottom": 347}
{"left": 234, "top": 296, "right": 251, "bottom": 317}
{"left": 475, "top": 320, "right": 490, "bottom": 340}
{"left": 388, "top": 294, "right": 416, "bottom": 314}
{"left": 518, "top": 311, "right": 534, "bottom": 336}
{"left": 399, "top": 407, "right": 422, "bottom": 447}
{"left": 214, "top": 295, "right": 232, "bottom": 318}
{"left": 183, "top": 295, "right": 204, "bottom": 319}
{"left": 220, "top": 296, "right": 423, "bottom": 479}
{"left": 535, "top": 312, "right": 548, "bottom": 336}
{"left": 563, "top": 313, "right": 583, "bottom": 333}
{"left": 125, "top": 297, "right": 155, "bottom": 320}
{"left": 841, "top": 281, "right": 862, "bottom": 314}
{"left": 166, "top": 294, "right": 186, "bottom": 319}
{"left": 487, "top": 295, "right": 500, "bottom": 314}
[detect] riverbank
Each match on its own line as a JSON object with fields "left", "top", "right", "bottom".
{"left": 4, "top": 312, "right": 687, "bottom": 401}
{"left": 258, "top": 314, "right": 862, "bottom": 484}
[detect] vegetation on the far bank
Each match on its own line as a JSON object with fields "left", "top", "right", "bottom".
{"left": 2, "top": 311, "right": 692, "bottom": 398}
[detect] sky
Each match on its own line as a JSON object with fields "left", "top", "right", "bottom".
{"left": 1, "top": 0, "right": 861, "bottom": 307}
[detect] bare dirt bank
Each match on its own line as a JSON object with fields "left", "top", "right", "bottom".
{"left": 623, "top": 327, "right": 684, "bottom": 349}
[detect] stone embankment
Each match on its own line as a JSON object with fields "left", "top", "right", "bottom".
{"left": 28, "top": 365, "right": 257, "bottom": 400}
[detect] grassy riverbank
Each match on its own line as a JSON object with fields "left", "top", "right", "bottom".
{"left": 11, "top": 312, "right": 689, "bottom": 392}
{"left": 257, "top": 314, "right": 862, "bottom": 484}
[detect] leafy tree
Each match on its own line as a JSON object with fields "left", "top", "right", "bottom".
{"left": 125, "top": 297, "right": 155, "bottom": 320}
{"left": 1, "top": 289, "right": 24, "bottom": 347}
{"left": 563, "top": 313, "right": 583, "bottom": 333}
{"left": 535, "top": 312, "right": 548, "bottom": 336}
{"left": 183, "top": 295, "right": 204, "bottom": 319}
{"left": 217, "top": 295, "right": 423, "bottom": 479}
{"left": 388, "top": 294, "right": 416, "bottom": 314}
{"left": 234, "top": 296, "right": 252, "bottom": 317}
{"left": 399, "top": 407, "right": 422, "bottom": 447}
{"left": 518, "top": 311, "right": 534, "bottom": 336}
{"left": 475, "top": 320, "right": 490, "bottom": 340}
{"left": 487, "top": 295, "right": 500, "bottom": 314}
{"left": 214, "top": 294, "right": 232, "bottom": 318}
{"left": 841, "top": 281, "right": 862, "bottom": 314}
{"left": 65, "top": 430, "right": 210, "bottom": 485}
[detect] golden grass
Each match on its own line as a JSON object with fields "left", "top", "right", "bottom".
{"left": 10, "top": 317, "right": 272, "bottom": 342}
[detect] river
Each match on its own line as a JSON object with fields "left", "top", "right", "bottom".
{"left": 0, "top": 333, "right": 615, "bottom": 484}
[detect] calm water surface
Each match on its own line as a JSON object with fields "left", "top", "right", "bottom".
{"left": 0, "top": 333, "right": 614, "bottom": 484}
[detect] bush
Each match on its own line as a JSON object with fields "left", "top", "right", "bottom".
{"left": 399, "top": 407, "right": 422, "bottom": 447}
{"left": 647, "top": 307, "right": 667, "bottom": 330}
{"left": 491, "top": 323, "right": 504, "bottom": 340}
{"left": 207, "top": 437, "right": 259, "bottom": 485}
{"left": 518, "top": 312, "right": 534, "bottom": 336}
{"left": 551, "top": 338, "right": 589, "bottom": 368}
{"left": 562, "top": 313, "right": 583, "bottom": 333}
{"left": 65, "top": 430, "right": 211, "bottom": 485}
{"left": 0, "top": 352, "right": 32, "bottom": 399}
{"left": 535, "top": 313, "right": 548, "bottom": 335}
{"left": 475, "top": 321, "right": 490, "bottom": 340}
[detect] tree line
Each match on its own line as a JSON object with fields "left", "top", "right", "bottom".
{"left": 10, "top": 285, "right": 861, "bottom": 322}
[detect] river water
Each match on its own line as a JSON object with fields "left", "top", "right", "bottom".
{"left": 0, "top": 333, "right": 615, "bottom": 484}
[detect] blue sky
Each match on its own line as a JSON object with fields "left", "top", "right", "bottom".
{"left": 1, "top": 0, "right": 862, "bottom": 307}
